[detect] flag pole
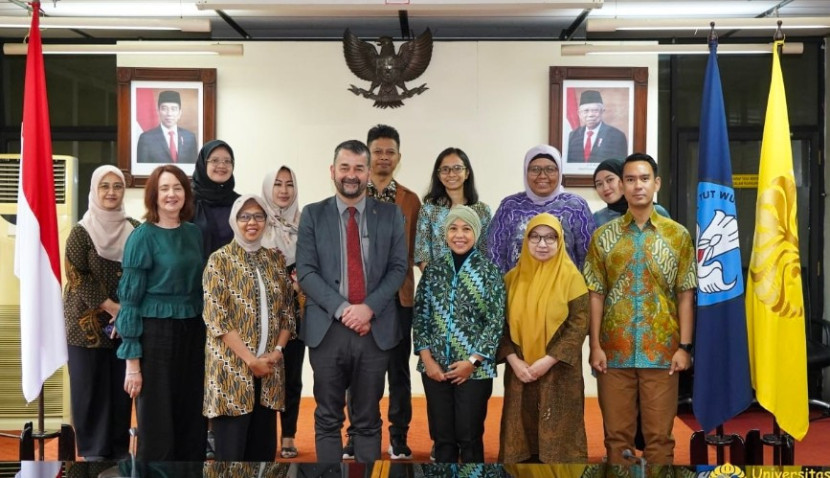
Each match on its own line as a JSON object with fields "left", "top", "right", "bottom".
{"left": 747, "top": 19, "right": 799, "bottom": 466}
{"left": 38, "top": 389, "right": 45, "bottom": 460}
{"left": 704, "top": 24, "right": 732, "bottom": 463}
{"left": 688, "top": 20, "right": 751, "bottom": 466}
{"left": 703, "top": 25, "right": 733, "bottom": 462}
{"left": 13, "top": 1, "right": 75, "bottom": 460}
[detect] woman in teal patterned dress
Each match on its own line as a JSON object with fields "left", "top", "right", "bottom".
{"left": 413, "top": 205, "right": 506, "bottom": 463}
{"left": 414, "top": 147, "right": 491, "bottom": 272}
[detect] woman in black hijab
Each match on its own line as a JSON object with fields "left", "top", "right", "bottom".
{"left": 591, "top": 158, "right": 669, "bottom": 226}
{"left": 193, "top": 139, "right": 240, "bottom": 258}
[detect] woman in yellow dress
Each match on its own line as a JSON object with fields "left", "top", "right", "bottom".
{"left": 499, "top": 212, "right": 589, "bottom": 463}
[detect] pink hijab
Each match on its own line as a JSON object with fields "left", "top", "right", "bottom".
{"left": 78, "top": 165, "right": 134, "bottom": 262}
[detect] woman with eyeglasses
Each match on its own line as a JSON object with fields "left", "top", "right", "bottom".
{"left": 117, "top": 165, "right": 207, "bottom": 460}
{"left": 498, "top": 213, "right": 589, "bottom": 463}
{"left": 64, "top": 165, "right": 138, "bottom": 461}
{"left": 593, "top": 158, "right": 669, "bottom": 226}
{"left": 487, "top": 145, "right": 595, "bottom": 273}
{"left": 193, "top": 139, "right": 240, "bottom": 259}
{"left": 414, "top": 147, "right": 491, "bottom": 272}
{"left": 202, "top": 194, "right": 295, "bottom": 461}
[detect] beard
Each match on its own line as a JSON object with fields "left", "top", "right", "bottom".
{"left": 335, "top": 178, "right": 366, "bottom": 199}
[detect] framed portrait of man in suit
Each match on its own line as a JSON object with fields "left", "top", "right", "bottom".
{"left": 117, "top": 67, "right": 216, "bottom": 186}
{"left": 549, "top": 66, "right": 648, "bottom": 186}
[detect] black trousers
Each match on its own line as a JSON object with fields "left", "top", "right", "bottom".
{"left": 309, "top": 322, "right": 390, "bottom": 463}
{"left": 347, "top": 302, "right": 412, "bottom": 439}
{"left": 280, "top": 335, "right": 305, "bottom": 439}
{"left": 422, "top": 374, "right": 492, "bottom": 463}
{"left": 136, "top": 317, "right": 208, "bottom": 461}
{"left": 67, "top": 345, "right": 132, "bottom": 459}
{"left": 211, "top": 378, "right": 277, "bottom": 461}
{"left": 386, "top": 304, "right": 412, "bottom": 438}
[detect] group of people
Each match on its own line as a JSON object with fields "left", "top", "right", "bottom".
{"left": 63, "top": 122, "right": 697, "bottom": 466}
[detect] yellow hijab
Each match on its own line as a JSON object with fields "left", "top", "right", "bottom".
{"left": 505, "top": 213, "right": 588, "bottom": 363}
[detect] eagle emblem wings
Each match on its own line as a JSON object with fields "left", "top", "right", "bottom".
{"left": 343, "top": 28, "right": 433, "bottom": 109}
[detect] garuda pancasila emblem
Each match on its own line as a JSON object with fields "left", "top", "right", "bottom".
{"left": 343, "top": 28, "right": 433, "bottom": 109}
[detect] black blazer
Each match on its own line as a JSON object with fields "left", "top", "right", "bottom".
{"left": 296, "top": 196, "right": 408, "bottom": 350}
{"left": 136, "top": 126, "right": 198, "bottom": 164}
{"left": 566, "top": 122, "right": 628, "bottom": 163}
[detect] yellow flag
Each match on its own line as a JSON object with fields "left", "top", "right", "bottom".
{"left": 745, "top": 40, "right": 808, "bottom": 440}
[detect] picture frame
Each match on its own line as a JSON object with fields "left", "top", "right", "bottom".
{"left": 117, "top": 67, "right": 216, "bottom": 186}
{"left": 549, "top": 66, "right": 648, "bottom": 187}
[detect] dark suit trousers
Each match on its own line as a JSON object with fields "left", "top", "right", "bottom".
{"left": 347, "top": 302, "right": 412, "bottom": 439}
{"left": 67, "top": 345, "right": 131, "bottom": 459}
{"left": 136, "top": 317, "right": 208, "bottom": 461}
{"left": 309, "top": 321, "right": 390, "bottom": 463}
{"left": 422, "top": 374, "right": 492, "bottom": 463}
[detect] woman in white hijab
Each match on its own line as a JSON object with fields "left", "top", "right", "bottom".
{"left": 64, "top": 165, "right": 137, "bottom": 461}
{"left": 261, "top": 166, "right": 305, "bottom": 458}
{"left": 202, "top": 194, "right": 296, "bottom": 461}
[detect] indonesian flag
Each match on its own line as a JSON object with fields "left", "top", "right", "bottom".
{"left": 13, "top": 4, "right": 67, "bottom": 404}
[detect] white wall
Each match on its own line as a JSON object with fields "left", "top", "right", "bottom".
{"left": 119, "top": 41, "right": 659, "bottom": 397}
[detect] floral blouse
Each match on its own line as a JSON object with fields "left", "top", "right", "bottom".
{"left": 414, "top": 200, "right": 492, "bottom": 267}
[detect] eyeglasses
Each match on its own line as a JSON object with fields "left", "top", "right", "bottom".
{"left": 207, "top": 158, "right": 233, "bottom": 166}
{"left": 237, "top": 213, "right": 266, "bottom": 223}
{"left": 528, "top": 233, "right": 558, "bottom": 245}
{"left": 437, "top": 165, "right": 467, "bottom": 175}
{"left": 98, "top": 183, "right": 125, "bottom": 191}
{"left": 527, "top": 166, "right": 558, "bottom": 177}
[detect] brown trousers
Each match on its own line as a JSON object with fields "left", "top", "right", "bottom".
{"left": 597, "top": 368, "right": 679, "bottom": 465}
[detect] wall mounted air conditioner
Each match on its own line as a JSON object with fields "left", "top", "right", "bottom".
{"left": 0, "top": 154, "right": 77, "bottom": 428}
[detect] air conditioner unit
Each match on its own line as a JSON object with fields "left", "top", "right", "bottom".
{"left": 0, "top": 154, "right": 77, "bottom": 429}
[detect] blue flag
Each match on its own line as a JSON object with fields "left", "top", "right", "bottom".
{"left": 692, "top": 41, "right": 753, "bottom": 432}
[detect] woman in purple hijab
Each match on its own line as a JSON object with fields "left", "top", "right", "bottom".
{"left": 486, "top": 145, "right": 596, "bottom": 272}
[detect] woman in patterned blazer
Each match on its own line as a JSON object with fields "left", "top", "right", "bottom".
{"left": 202, "top": 194, "right": 296, "bottom": 461}
{"left": 413, "top": 205, "right": 506, "bottom": 463}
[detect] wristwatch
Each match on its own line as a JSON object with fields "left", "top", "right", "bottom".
{"left": 275, "top": 345, "right": 284, "bottom": 353}
{"left": 678, "top": 343, "right": 693, "bottom": 353}
{"left": 468, "top": 357, "right": 483, "bottom": 368}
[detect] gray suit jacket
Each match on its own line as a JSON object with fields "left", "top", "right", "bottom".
{"left": 296, "top": 196, "right": 407, "bottom": 351}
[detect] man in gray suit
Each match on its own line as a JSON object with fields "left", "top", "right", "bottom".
{"left": 296, "top": 139, "right": 408, "bottom": 463}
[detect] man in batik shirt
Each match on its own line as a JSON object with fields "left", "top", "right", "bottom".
{"left": 583, "top": 153, "right": 697, "bottom": 465}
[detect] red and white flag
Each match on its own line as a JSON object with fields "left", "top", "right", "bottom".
{"left": 14, "top": 3, "right": 67, "bottom": 404}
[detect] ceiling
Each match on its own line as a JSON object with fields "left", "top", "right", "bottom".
{"left": 0, "top": 0, "right": 828, "bottom": 43}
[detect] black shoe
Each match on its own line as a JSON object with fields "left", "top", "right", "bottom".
{"left": 429, "top": 444, "right": 436, "bottom": 462}
{"left": 387, "top": 435, "right": 412, "bottom": 460}
{"left": 342, "top": 436, "right": 355, "bottom": 460}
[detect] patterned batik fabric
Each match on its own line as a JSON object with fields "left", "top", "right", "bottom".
{"left": 367, "top": 178, "right": 397, "bottom": 204}
{"left": 413, "top": 249, "right": 506, "bottom": 379}
{"left": 64, "top": 219, "right": 140, "bottom": 348}
{"left": 414, "top": 200, "right": 492, "bottom": 266}
{"left": 202, "top": 241, "right": 296, "bottom": 418}
{"left": 583, "top": 210, "right": 697, "bottom": 369}
{"left": 486, "top": 192, "right": 595, "bottom": 273}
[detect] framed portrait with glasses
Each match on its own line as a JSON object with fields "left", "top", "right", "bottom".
{"left": 117, "top": 67, "right": 216, "bottom": 186}
{"left": 548, "top": 66, "right": 648, "bottom": 187}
